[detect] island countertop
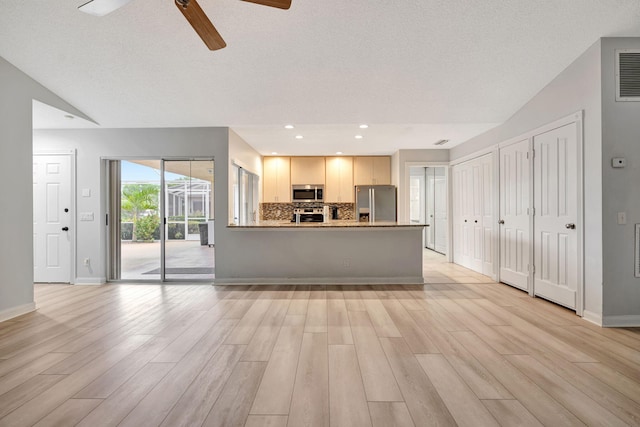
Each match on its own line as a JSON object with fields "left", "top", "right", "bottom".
{"left": 227, "top": 220, "right": 427, "bottom": 228}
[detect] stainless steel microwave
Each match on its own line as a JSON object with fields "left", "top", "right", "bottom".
{"left": 292, "top": 185, "right": 324, "bottom": 203}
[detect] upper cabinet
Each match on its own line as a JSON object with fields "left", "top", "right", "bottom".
{"left": 263, "top": 157, "right": 291, "bottom": 203}
{"left": 353, "top": 156, "right": 391, "bottom": 185}
{"left": 290, "top": 157, "right": 325, "bottom": 185}
{"left": 325, "top": 157, "right": 354, "bottom": 203}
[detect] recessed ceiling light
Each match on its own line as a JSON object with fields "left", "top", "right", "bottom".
{"left": 295, "top": 135, "right": 304, "bottom": 140}
{"left": 336, "top": 151, "right": 343, "bottom": 155}
{"left": 284, "top": 125, "right": 294, "bottom": 129}
{"left": 271, "top": 152, "right": 278, "bottom": 155}
{"left": 64, "top": 114, "right": 75, "bottom": 120}
{"left": 434, "top": 139, "right": 449, "bottom": 146}
{"left": 355, "top": 135, "right": 363, "bottom": 139}
{"left": 359, "top": 124, "right": 368, "bottom": 129}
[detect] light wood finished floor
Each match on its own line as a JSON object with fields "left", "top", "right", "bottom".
{"left": 1, "top": 260, "right": 640, "bottom": 426}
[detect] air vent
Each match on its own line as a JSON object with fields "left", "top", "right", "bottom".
{"left": 434, "top": 139, "right": 449, "bottom": 146}
{"left": 616, "top": 50, "right": 640, "bottom": 101}
{"left": 636, "top": 224, "right": 640, "bottom": 278}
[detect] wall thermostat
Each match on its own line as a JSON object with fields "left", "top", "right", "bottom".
{"left": 612, "top": 158, "right": 626, "bottom": 168}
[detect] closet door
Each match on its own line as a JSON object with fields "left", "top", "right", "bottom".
{"left": 533, "top": 123, "right": 578, "bottom": 309}
{"left": 453, "top": 154, "right": 494, "bottom": 275}
{"left": 480, "top": 154, "right": 495, "bottom": 277}
{"left": 452, "top": 165, "right": 466, "bottom": 267}
{"left": 499, "top": 139, "right": 531, "bottom": 291}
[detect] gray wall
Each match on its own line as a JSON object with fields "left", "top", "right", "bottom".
{"left": 0, "top": 56, "right": 90, "bottom": 317}
{"left": 33, "top": 128, "right": 230, "bottom": 283}
{"left": 601, "top": 38, "right": 640, "bottom": 322}
{"left": 450, "top": 40, "right": 604, "bottom": 317}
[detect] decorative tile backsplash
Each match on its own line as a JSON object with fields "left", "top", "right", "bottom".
{"left": 261, "top": 203, "right": 356, "bottom": 221}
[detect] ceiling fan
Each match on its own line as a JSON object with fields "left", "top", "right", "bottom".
{"left": 78, "top": 0, "right": 292, "bottom": 51}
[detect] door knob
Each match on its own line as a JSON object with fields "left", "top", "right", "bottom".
{"left": 498, "top": 219, "right": 505, "bottom": 224}
{"left": 565, "top": 223, "right": 576, "bottom": 229}
{"left": 62, "top": 227, "right": 69, "bottom": 231}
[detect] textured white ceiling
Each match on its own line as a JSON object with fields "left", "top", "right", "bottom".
{"left": 4, "top": 0, "right": 640, "bottom": 155}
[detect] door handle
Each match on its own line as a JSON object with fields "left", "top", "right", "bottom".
{"left": 565, "top": 223, "right": 576, "bottom": 229}
{"left": 62, "top": 227, "right": 69, "bottom": 231}
{"left": 498, "top": 219, "right": 505, "bottom": 224}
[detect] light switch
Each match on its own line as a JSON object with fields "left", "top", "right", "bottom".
{"left": 80, "top": 212, "right": 94, "bottom": 221}
{"left": 618, "top": 212, "right": 627, "bottom": 225}
{"left": 82, "top": 188, "right": 91, "bottom": 197}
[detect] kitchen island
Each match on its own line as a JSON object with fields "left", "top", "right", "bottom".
{"left": 217, "top": 221, "right": 426, "bottom": 285}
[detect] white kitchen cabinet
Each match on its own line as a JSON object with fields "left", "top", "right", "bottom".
{"left": 353, "top": 156, "right": 391, "bottom": 185}
{"left": 325, "top": 156, "right": 354, "bottom": 203}
{"left": 263, "top": 156, "right": 291, "bottom": 202}
{"left": 290, "top": 157, "right": 325, "bottom": 185}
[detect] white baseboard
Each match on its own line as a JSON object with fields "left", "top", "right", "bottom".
{"left": 582, "top": 310, "right": 603, "bottom": 326}
{"left": 75, "top": 277, "right": 107, "bottom": 285}
{"left": 0, "top": 302, "right": 36, "bottom": 323}
{"left": 602, "top": 315, "right": 640, "bottom": 327}
{"left": 213, "top": 276, "right": 425, "bottom": 285}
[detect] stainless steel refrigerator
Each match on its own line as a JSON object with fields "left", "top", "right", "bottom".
{"left": 355, "top": 185, "right": 397, "bottom": 222}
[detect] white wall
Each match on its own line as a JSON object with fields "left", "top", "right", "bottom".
{"left": 33, "top": 128, "right": 230, "bottom": 283}
{"left": 394, "top": 149, "right": 450, "bottom": 223}
{"left": 0, "top": 56, "right": 91, "bottom": 319}
{"left": 600, "top": 38, "right": 640, "bottom": 324}
{"left": 450, "top": 40, "right": 604, "bottom": 319}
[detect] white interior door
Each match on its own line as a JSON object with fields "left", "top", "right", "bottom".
{"left": 33, "top": 154, "right": 72, "bottom": 283}
{"left": 470, "top": 160, "right": 484, "bottom": 272}
{"left": 452, "top": 164, "right": 469, "bottom": 267}
{"left": 533, "top": 123, "right": 578, "bottom": 309}
{"left": 499, "top": 139, "right": 531, "bottom": 291}
{"left": 434, "top": 168, "right": 448, "bottom": 254}
{"left": 480, "top": 155, "right": 495, "bottom": 277}
{"left": 425, "top": 168, "right": 436, "bottom": 250}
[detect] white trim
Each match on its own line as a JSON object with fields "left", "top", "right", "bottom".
{"left": 75, "top": 277, "right": 107, "bottom": 285}
{"left": 582, "top": 310, "right": 603, "bottom": 326}
{"left": 0, "top": 302, "right": 36, "bottom": 323}
{"left": 33, "top": 151, "right": 77, "bottom": 285}
{"left": 214, "top": 276, "right": 425, "bottom": 285}
{"left": 602, "top": 315, "right": 640, "bottom": 327}
{"left": 450, "top": 146, "right": 496, "bottom": 166}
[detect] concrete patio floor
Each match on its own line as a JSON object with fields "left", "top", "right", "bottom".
{"left": 121, "top": 240, "right": 215, "bottom": 281}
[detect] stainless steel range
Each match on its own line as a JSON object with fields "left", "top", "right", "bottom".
{"left": 291, "top": 207, "right": 324, "bottom": 223}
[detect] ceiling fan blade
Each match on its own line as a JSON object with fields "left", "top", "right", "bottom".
{"left": 241, "top": 0, "right": 292, "bottom": 10}
{"left": 175, "top": 0, "right": 226, "bottom": 51}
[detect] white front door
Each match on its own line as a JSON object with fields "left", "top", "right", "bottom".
{"left": 499, "top": 139, "right": 531, "bottom": 291}
{"left": 533, "top": 123, "right": 578, "bottom": 309}
{"left": 33, "top": 154, "right": 72, "bottom": 283}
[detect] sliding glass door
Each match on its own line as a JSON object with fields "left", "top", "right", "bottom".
{"left": 108, "top": 158, "right": 214, "bottom": 282}
{"left": 164, "top": 160, "right": 214, "bottom": 280}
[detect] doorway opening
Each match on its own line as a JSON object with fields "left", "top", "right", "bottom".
{"left": 107, "top": 159, "right": 215, "bottom": 282}
{"left": 409, "top": 166, "right": 448, "bottom": 255}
